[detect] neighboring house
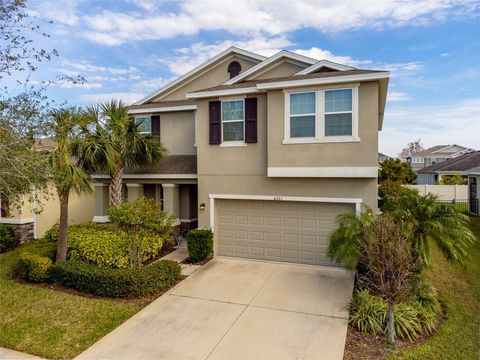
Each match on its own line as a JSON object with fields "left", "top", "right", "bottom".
{"left": 466, "top": 167, "right": 480, "bottom": 216}
{"left": 416, "top": 151, "right": 480, "bottom": 185}
{"left": 91, "top": 46, "right": 390, "bottom": 267}
{"left": 0, "top": 138, "right": 95, "bottom": 242}
{"left": 407, "top": 144, "right": 475, "bottom": 171}
{"left": 378, "top": 152, "right": 390, "bottom": 163}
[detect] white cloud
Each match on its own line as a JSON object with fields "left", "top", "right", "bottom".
{"left": 58, "top": 80, "right": 102, "bottom": 89}
{"left": 134, "top": 76, "right": 176, "bottom": 91}
{"left": 380, "top": 98, "right": 480, "bottom": 156}
{"left": 62, "top": 60, "right": 138, "bottom": 75}
{"left": 80, "top": 92, "right": 145, "bottom": 105}
{"left": 294, "top": 48, "right": 373, "bottom": 67}
{"left": 163, "top": 36, "right": 291, "bottom": 76}
{"left": 28, "top": 1, "right": 80, "bottom": 26}
{"left": 387, "top": 91, "right": 411, "bottom": 101}
{"left": 80, "top": 0, "right": 477, "bottom": 45}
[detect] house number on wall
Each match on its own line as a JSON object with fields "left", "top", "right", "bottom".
{"left": 273, "top": 196, "right": 283, "bottom": 201}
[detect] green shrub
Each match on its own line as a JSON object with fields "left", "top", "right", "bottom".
{"left": 349, "top": 289, "right": 441, "bottom": 341}
{"left": 49, "top": 259, "right": 181, "bottom": 298}
{"left": 43, "top": 222, "right": 60, "bottom": 242}
{"left": 0, "top": 224, "right": 16, "bottom": 251}
{"left": 19, "top": 238, "right": 57, "bottom": 260}
{"left": 18, "top": 252, "right": 53, "bottom": 282}
{"left": 187, "top": 229, "right": 213, "bottom": 262}
{"left": 108, "top": 198, "right": 175, "bottom": 267}
{"left": 68, "top": 224, "right": 129, "bottom": 268}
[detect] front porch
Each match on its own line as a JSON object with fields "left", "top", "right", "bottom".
{"left": 92, "top": 154, "right": 198, "bottom": 235}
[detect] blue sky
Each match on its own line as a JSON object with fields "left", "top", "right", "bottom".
{"left": 16, "top": 0, "right": 480, "bottom": 155}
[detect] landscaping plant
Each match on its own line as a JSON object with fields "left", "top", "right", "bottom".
{"left": 81, "top": 100, "right": 167, "bottom": 206}
{"left": 187, "top": 229, "right": 213, "bottom": 262}
{"left": 0, "top": 224, "right": 16, "bottom": 251}
{"left": 108, "top": 198, "right": 175, "bottom": 267}
{"left": 357, "top": 215, "right": 417, "bottom": 345}
{"left": 47, "top": 107, "right": 92, "bottom": 262}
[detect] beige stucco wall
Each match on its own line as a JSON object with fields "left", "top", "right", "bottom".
{"left": 195, "top": 81, "right": 381, "bottom": 228}
{"left": 159, "top": 110, "right": 196, "bottom": 155}
{"left": 246, "top": 60, "right": 306, "bottom": 81}
{"left": 267, "top": 81, "right": 379, "bottom": 168}
{"left": 6, "top": 185, "right": 94, "bottom": 238}
{"left": 153, "top": 55, "right": 259, "bottom": 101}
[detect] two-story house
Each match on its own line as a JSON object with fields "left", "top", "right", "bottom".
{"left": 91, "top": 47, "right": 389, "bottom": 267}
{"left": 407, "top": 144, "right": 475, "bottom": 171}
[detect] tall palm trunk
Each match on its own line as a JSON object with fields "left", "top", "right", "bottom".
{"left": 56, "top": 191, "right": 69, "bottom": 262}
{"left": 387, "top": 302, "right": 395, "bottom": 346}
{"left": 110, "top": 166, "right": 124, "bottom": 207}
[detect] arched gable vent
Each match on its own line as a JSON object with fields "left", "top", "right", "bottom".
{"left": 228, "top": 61, "right": 241, "bottom": 79}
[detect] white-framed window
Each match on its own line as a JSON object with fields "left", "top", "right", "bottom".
{"left": 283, "top": 85, "right": 359, "bottom": 144}
{"left": 135, "top": 115, "right": 152, "bottom": 134}
{"left": 221, "top": 99, "right": 244, "bottom": 143}
{"left": 289, "top": 91, "right": 317, "bottom": 138}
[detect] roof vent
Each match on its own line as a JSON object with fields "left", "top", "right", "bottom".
{"left": 228, "top": 61, "right": 241, "bottom": 79}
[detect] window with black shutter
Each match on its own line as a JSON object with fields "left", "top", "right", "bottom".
{"left": 245, "top": 97, "right": 257, "bottom": 143}
{"left": 209, "top": 101, "right": 221, "bottom": 144}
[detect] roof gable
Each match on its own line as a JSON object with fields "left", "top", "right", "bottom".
{"left": 135, "top": 47, "right": 265, "bottom": 105}
{"left": 223, "top": 50, "right": 317, "bottom": 85}
{"left": 295, "top": 60, "right": 356, "bottom": 75}
{"left": 418, "top": 151, "right": 480, "bottom": 173}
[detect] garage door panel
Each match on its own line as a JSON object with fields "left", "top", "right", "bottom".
{"left": 216, "top": 199, "right": 353, "bottom": 266}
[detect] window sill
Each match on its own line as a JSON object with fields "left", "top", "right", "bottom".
{"left": 282, "top": 137, "right": 360, "bottom": 144}
{"left": 219, "top": 141, "right": 247, "bottom": 148}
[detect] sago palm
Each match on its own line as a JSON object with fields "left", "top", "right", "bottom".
{"left": 48, "top": 107, "right": 92, "bottom": 262}
{"left": 82, "top": 100, "right": 167, "bottom": 206}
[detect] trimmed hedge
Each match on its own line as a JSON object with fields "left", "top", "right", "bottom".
{"left": 187, "top": 229, "right": 213, "bottom": 262}
{"left": 49, "top": 259, "right": 182, "bottom": 298}
{"left": 18, "top": 253, "right": 53, "bottom": 282}
{"left": 0, "top": 224, "right": 16, "bottom": 251}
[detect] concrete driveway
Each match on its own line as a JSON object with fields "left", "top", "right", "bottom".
{"left": 76, "top": 257, "right": 354, "bottom": 360}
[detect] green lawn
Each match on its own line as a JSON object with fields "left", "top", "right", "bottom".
{"left": 0, "top": 242, "right": 149, "bottom": 359}
{"left": 389, "top": 217, "right": 480, "bottom": 360}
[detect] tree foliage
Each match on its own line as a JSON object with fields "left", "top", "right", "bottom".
{"left": 82, "top": 100, "right": 167, "bottom": 206}
{"left": 399, "top": 138, "right": 424, "bottom": 160}
{"left": 108, "top": 198, "right": 175, "bottom": 267}
{"left": 379, "top": 158, "right": 416, "bottom": 184}
{"left": 47, "top": 107, "right": 92, "bottom": 262}
{"left": 357, "top": 215, "right": 417, "bottom": 345}
{"left": 436, "top": 174, "right": 466, "bottom": 185}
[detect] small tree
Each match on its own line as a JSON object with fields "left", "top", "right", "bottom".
{"left": 82, "top": 101, "right": 167, "bottom": 206}
{"left": 108, "top": 198, "right": 175, "bottom": 267}
{"left": 358, "top": 215, "right": 416, "bottom": 346}
{"left": 399, "top": 139, "right": 424, "bottom": 160}
{"left": 48, "top": 107, "right": 92, "bottom": 262}
{"left": 379, "top": 158, "right": 416, "bottom": 184}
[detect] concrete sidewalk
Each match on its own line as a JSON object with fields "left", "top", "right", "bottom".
{"left": 0, "top": 347, "right": 43, "bottom": 360}
{"left": 76, "top": 257, "right": 354, "bottom": 360}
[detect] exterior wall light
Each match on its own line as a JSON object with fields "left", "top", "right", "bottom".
{"left": 199, "top": 203, "right": 206, "bottom": 210}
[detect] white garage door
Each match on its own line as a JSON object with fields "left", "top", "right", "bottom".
{"left": 216, "top": 199, "right": 354, "bottom": 267}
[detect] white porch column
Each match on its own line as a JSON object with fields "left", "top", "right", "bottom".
{"left": 162, "top": 184, "right": 179, "bottom": 219}
{"left": 93, "top": 183, "right": 110, "bottom": 223}
{"left": 126, "top": 183, "right": 143, "bottom": 201}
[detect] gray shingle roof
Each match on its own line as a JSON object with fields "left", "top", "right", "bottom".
{"left": 417, "top": 151, "right": 480, "bottom": 173}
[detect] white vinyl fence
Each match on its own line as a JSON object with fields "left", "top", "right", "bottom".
{"left": 407, "top": 185, "right": 468, "bottom": 201}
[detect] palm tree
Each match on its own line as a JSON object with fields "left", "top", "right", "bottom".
{"left": 387, "top": 191, "right": 476, "bottom": 267}
{"left": 82, "top": 100, "right": 166, "bottom": 206}
{"left": 48, "top": 107, "right": 92, "bottom": 262}
{"left": 329, "top": 192, "right": 476, "bottom": 269}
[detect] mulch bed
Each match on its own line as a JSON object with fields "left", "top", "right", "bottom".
{"left": 143, "top": 245, "right": 175, "bottom": 265}
{"left": 181, "top": 255, "right": 213, "bottom": 266}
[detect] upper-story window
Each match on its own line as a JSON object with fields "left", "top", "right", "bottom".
{"left": 135, "top": 115, "right": 152, "bottom": 134}
{"left": 325, "top": 89, "right": 352, "bottom": 136}
{"left": 284, "top": 86, "right": 359, "bottom": 144}
{"left": 221, "top": 100, "right": 244, "bottom": 142}
{"left": 290, "top": 92, "right": 316, "bottom": 138}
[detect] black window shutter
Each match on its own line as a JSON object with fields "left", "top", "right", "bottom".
{"left": 245, "top": 97, "right": 257, "bottom": 143}
{"left": 151, "top": 115, "right": 160, "bottom": 136}
{"left": 209, "top": 101, "right": 221, "bottom": 145}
